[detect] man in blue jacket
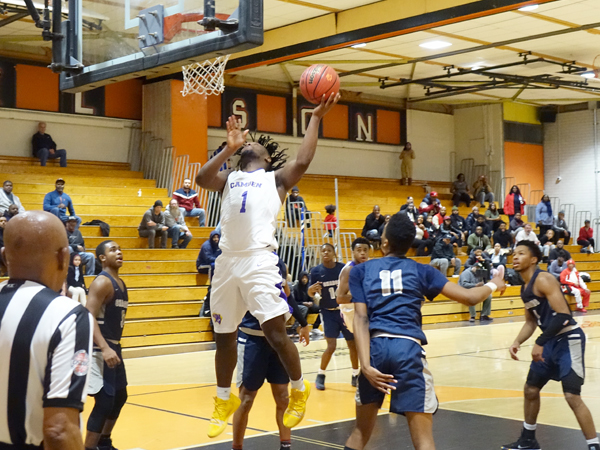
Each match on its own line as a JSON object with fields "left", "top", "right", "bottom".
{"left": 197, "top": 230, "right": 221, "bottom": 317}
{"left": 43, "top": 178, "right": 81, "bottom": 228}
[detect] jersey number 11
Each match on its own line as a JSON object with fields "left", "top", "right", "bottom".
{"left": 380, "top": 270, "right": 403, "bottom": 296}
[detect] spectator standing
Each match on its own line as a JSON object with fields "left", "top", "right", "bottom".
{"left": 412, "top": 216, "right": 432, "bottom": 256}
{"left": 31, "top": 121, "right": 67, "bottom": 167}
{"left": 560, "top": 260, "right": 590, "bottom": 312}
{"left": 535, "top": 194, "right": 554, "bottom": 237}
{"left": 493, "top": 222, "right": 512, "bottom": 249}
{"left": 452, "top": 173, "right": 471, "bottom": 207}
{"left": 548, "top": 256, "right": 567, "bottom": 279}
{"left": 487, "top": 243, "right": 508, "bottom": 268}
{"left": 67, "top": 252, "right": 88, "bottom": 306}
{"left": 485, "top": 202, "right": 503, "bottom": 232}
{"left": 399, "top": 142, "right": 415, "bottom": 185}
{"left": 515, "top": 223, "right": 540, "bottom": 247}
{"left": 459, "top": 262, "right": 493, "bottom": 323}
{"left": 165, "top": 199, "right": 192, "bottom": 249}
{"left": 66, "top": 215, "right": 96, "bottom": 275}
{"left": 472, "top": 175, "right": 494, "bottom": 207}
{"left": 172, "top": 178, "right": 206, "bottom": 226}
{"left": 467, "top": 226, "right": 491, "bottom": 253}
{"left": 510, "top": 212, "right": 525, "bottom": 238}
{"left": 285, "top": 186, "right": 309, "bottom": 227}
{"left": 361, "top": 205, "right": 385, "bottom": 242}
{"left": 43, "top": 178, "right": 81, "bottom": 227}
{"left": 553, "top": 210, "right": 571, "bottom": 245}
{"left": 0, "top": 180, "right": 25, "bottom": 215}
{"left": 323, "top": 204, "right": 337, "bottom": 238}
{"left": 197, "top": 230, "right": 222, "bottom": 318}
{"left": 3, "top": 203, "right": 19, "bottom": 221}
{"left": 465, "top": 206, "right": 480, "bottom": 234}
{"left": 577, "top": 220, "right": 595, "bottom": 253}
{"left": 138, "top": 200, "right": 168, "bottom": 249}
{"left": 548, "top": 240, "right": 571, "bottom": 265}
{"left": 430, "top": 233, "right": 461, "bottom": 277}
{"left": 503, "top": 185, "right": 526, "bottom": 223}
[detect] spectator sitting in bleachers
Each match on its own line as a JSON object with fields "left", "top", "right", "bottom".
{"left": 439, "top": 215, "right": 465, "bottom": 255}
{"left": 553, "top": 210, "right": 571, "bottom": 245}
{"left": 465, "top": 246, "right": 492, "bottom": 270}
{"left": 401, "top": 198, "right": 418, "bottom": 222}
{"left": 515, "top": 223, "right": 540, "bottom": 248}
{"left": 412, "top": 215, "right": 432, "bottom": 256}
{"left": 31, "top": 122, "right": 67, "bottom": 167}
{"left": 450, "top": 206, "right": 467, "bottom": 239}
{"left": 472, "top": 175, "right": 494, "bottom": 208}
{"left": 399, "top": 196, "right": 413, "bottom": 211}
{"left": 291, "top": 271, "right": 321, "bottom": 332}
{"left": 467, "top": 226, "right": 491, "bottom": 253}
{"left": 43, "top": 178, "right": 81, "bottom": 228}
{"left": 173, "top": 178, "right": 206, "bottom": 227}
{"left": 548, "top": 240, "right": 571, "bottom": 265}
{"left": 452, "top": 173, "right": 471, "bottom": 207}
{"left": 472, "top": 214, "right": 491, "bottom": 237}
{"left": 577, "top": 220, "right": 595, "bottom": 254}
{"left": 487, "top": 243, "right": 508, "bottom": 268}
{"left": 138, "top": 200, "right": 168, "bottom": 249}
{"left": 503, "top": 185, "right": 525, "bottom": 223}
{"left": 431, "top": 206, "right": 447, "bottom": 229}
{"left": 535, "top": 194, "right": 554, "bottom": 237}
{"left": 418, "top": 191, "right": 440, "bottom": 217}
{"left": 378, "top": 214, "right": 391, "bottom": 238}
{"left": 0, "top": 181, "right": 25, "bottom": 216}
{"left": 539, "top": 228, "right": 557, "bottom": 262}
{"left": 560, "top": 259, "right": 590, "bottom": 312}
{"left": 66, "top": 253, "right": 87, "bottom": 306}
{"left": 465, "top": 206, "right": 480, "bottom": 234}
{"left": 3, "top": 204, "right": 19, "bottom": 221}
{"left": 493, "top": 222, "right": 512, "bottom": 250}
{"left": 323, "top": 204, "right": 337, "bottom": 238}
{"left": 196, "top": 229, "right": 221, "bottom": 318}
{"left": 484, "top": 203, "right": 503, "bottom": 232}
{"left": 548, "top": 256, "right": 567, "bottom": 280}
{"left": 430, "top": 233, "right": 461, "bottom": 278}
{"left": 165, "top": 199, "right": 192, "bottom": 249}
{"left": 65, "top": 216, "right": 95, "bottom": 275}
{"left": 285, "top": 186, "right": 309, "bottom": 227}
{"left": 509, "top": 211, "right": 525, "bottom": 238}
{"left": 0, "top": 216, "right": 5, "bottom": 260}
{"left": 362, "top": 205, "right": 385, "bottom": 244}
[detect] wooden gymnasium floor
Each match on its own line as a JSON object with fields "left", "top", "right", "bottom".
{"left": 83, "top": 312, "right": 600, "bottom": 450}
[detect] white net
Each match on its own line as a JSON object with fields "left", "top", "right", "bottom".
{"left": 181, "top": 54, "right": 230, "bottom": 96}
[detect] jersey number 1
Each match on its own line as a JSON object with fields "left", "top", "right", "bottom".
{"left": 240, "top": 190, "right": 248, "bottom": 213}
{"left": 379, "top": 270, "right": 403, "bottom": 296}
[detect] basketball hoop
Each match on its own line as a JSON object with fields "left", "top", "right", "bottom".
{"left": 181, "top": 54, "right": 230, "bottom": 96}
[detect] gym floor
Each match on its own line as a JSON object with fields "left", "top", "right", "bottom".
{"left": 83, "top": 312, "right": 600, "bottom": 450}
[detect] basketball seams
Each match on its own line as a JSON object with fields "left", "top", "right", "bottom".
{"left": 300, "top": 64, "right": 339, "bottom": 104}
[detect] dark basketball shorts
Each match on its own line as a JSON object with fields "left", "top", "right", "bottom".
{"left": 236, "top": 330, "right": 289, "bottom": 391}
{"left": 88, "top": 341, "right": 127, "bottom": 396}
{"left": 321, "top": 308, "right": 354, "bottom": 340}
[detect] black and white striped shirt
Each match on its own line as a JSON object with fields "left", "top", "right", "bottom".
{"left": 0, "top": 280, "right": 94, "bottom": 447}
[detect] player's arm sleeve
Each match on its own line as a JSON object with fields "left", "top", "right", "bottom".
{"left": 43, "top": 305, "right": 94, "bottom": 411}
{"left": 420, "top": 264, "right": 449, "bottom": 301}
{"left": 349, "top": 264, "right": 367, "bottom": 304}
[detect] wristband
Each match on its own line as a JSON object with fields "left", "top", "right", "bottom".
{"left": 484, "top": 282, "right": 497, "bottom": 293}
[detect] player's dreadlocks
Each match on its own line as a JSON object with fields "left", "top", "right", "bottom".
{"left": 235, "top": 132, "right": 288, "bottom": 172}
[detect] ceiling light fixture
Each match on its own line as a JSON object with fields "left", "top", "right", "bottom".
{"left": 471, "top": 66, "right": 485, "bottom": 70}
{"left": 419, "top": 41, "right": 452, "bottom": 50}
{"left": 351, "top": 43, "right": 366, "bottom": 48}
{"left": 581, "top": 71, "right": 597, "bottom": 79}
{"left": 518, "top": 4, "right": 539, "bottom": 11}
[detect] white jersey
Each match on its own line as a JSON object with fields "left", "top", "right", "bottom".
{"left": 220, "top": 169, "right": 282, "bottom": 253}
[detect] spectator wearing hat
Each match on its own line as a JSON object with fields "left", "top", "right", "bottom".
{"left": 0, "top": 180, "right": 25, "bottom": 215}
{"left": 65, "top": 215, "right": 96, "bottom": 275}
{"left": 418, "top": 191, "right": 440, "bottom": 217}
{"left": 452, "top": 173, "right": 471, "bottom": 207}
{"left": 472, "top": 175, "right": 494, "bottom": 207}
{"left": 503, "top": 185, "right": 526, "bottom": 223}
{"left": 430, "top": 233, "right": 461, "bottom": 277}
{"left": 439, "top": 215, "right": 465, "bottom": 254}
{"left": 285, "top": 186, "right": 309, "bottom": 227}
{"left": 467, "top": 225, "right": 491, "bottom": 253}
{"left": 138, "top": 200, "right": 168, "bottom": 248}
{"left": 43, "top": 178, "right": 81, "bottom": 228}
{"left": 553, "top": 210, "right": 571, "bottom": 245}
{"left": 31, "top": 121, "right": 67, "bottom": 167}
{"left": 560, "top": 259, "right": 591, "bottom": 312}
{"left": 577, "top": 220, "right": 595, "bottom": 253}
{"left": 172, "top": 178, "right": 206, "bottom": 226}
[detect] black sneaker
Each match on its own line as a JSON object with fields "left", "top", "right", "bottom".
{"left": 480, "top": 315, "right": 494, "bottom": 322}
{"left": 469, "top": 317, "right": 475, "bottom": 323}
{"left": 315, "top": 373, "right": 326, "bottom": 390}
{"left": 501, "top": 437, "right": 541, "bottom": 449}
{"left": 351, "top": 374, "right": 358, "bottom": 387}
{"left": 98, "top": 437, "right": 119, "bottom": 450}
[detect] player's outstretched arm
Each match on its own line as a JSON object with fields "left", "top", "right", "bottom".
{"left": 196, "top": 115, "right": 246, "bottom": 192}
{"left": 86, "top": 277, "right": 121, "bottom": 368}
{"left": 276, "top": 93, "right": 340, "bottom": 194}
{"left": 441, "top": 269, "right": 505, "bottom": 306}
{"left": 336, "top": 265, "right": 352, "bottom": 304}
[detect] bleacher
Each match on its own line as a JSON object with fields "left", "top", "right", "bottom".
{"left": 2, "top": 160, "right": 598, "bottom": 357}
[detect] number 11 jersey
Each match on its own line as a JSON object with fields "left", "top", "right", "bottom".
{"left": 220, "top": 169, "right": 282, "bottom": 254}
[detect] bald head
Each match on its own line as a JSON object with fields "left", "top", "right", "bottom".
{"left": 1, "top": 211, "right": 70, "bottom": 291}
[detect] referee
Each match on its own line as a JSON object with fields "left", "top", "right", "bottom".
{"left": 0, "top": 211, "right": 94, "bottom": 450}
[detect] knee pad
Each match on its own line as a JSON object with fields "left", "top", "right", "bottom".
{"left": 107, "top": 388, "right": 128, "bottom": 420}
{"left": 87, "top": 389, "right": 115, "bottom": 433}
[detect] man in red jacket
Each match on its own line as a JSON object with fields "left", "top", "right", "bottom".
{"left": 560, "top": 259, "right": 591, "bottom": 312}
{"left": 577, "top": 220, "right": 594, "bottom": 254}
{"left": 173, "top": 178, "right": 206, "bottom": 226}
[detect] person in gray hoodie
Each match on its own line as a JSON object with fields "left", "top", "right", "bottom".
{"left": 459, "top": 264, "right": 493, "bottom": 323}
{"left": 138, "top": 200, "right": 168, "bottom": 248}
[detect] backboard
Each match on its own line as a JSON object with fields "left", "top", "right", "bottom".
{"left": 57, "top": 0, "right": 262, "bottom": 92}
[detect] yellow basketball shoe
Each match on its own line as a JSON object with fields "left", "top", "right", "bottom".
{"left": 207, "top": 394, "right": 241, "bottom": 438}
{"left": 283, "top": 380, "right": 311, "bottom": 428}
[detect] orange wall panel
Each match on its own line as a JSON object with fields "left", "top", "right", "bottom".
{"left": 322, "top": 103, "right": 348, "bottom": 139}
{"left": 207, "top": 93, "right": 222, "bottom": 127}
{"left": 504, "top": 142, "right": 544, "bottom": 200}
{"left": 170, "top": 80, "right": 207, "bottom": 164}
{"left": 256, "top": 94, "right": 287, "bottom": 134}
{"left": 376, "top": 109, "right": 400, "bottom": 144}
{"left": 15, "top": 65, "right": 59, "bottom": 112}
{"left": 105, "top": 79, "right": 143, "bottom": 119}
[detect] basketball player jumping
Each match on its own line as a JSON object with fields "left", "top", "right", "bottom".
{"left": 502, "top": 241, "right": 599, "bottom": 450}
{"left": 196, "top": 92, "right": 340, "bottom": 438}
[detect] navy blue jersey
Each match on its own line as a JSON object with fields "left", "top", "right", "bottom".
{"left": 310, "top": 262, "right": 345, "bottom": 309}
{"left": 96, "top": 271, "right": 128, "bottom": 342}
{"left": 349, "top": 257, "right": 448, "bottom": 345}
{"left": 521, "top": 268, "right": 576, "bottom": 332}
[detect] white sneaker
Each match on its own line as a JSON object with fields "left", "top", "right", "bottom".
{"left": 590, "top": 247, "right": 595, "bottom": 254}
{"left": 452, "top": 274, "right": 460, "bottom": 278}
{"left": 311, "top": 328, "right": 324, "bottom": 336}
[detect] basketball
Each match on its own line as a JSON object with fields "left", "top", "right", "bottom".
{"left": 300, "top": 64, "right": 340, "bottom": 104}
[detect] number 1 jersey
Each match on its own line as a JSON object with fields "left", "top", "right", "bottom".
{"left": 349, "top": 257, "right": 448, "bottom": 345}
{"left": 220, "top": 169, "right": 282, "bottom": 254}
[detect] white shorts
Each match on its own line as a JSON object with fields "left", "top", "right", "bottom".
{"left": 211, "top": 251, "right": 290, "bottom": 333}
{"left": 87, "top": 351, "right": 104, "bottom": 395}
{"left": 341, "top": 304, "right": 355, "bottom": 333}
